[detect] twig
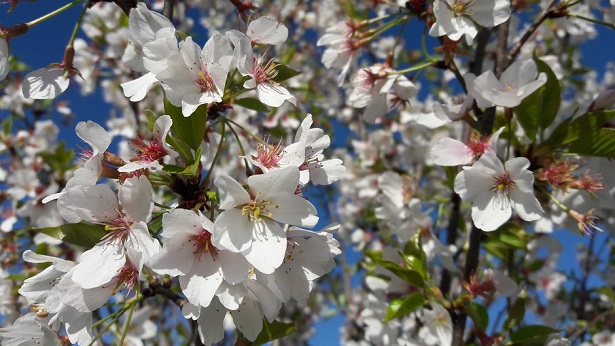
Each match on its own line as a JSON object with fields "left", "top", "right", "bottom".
{"left": 506, "top": 0, "right": 558, "bottom": 67}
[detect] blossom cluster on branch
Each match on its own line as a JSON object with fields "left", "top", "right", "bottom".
{"left": 0, "top": 0, "right": 615, "bottom": 345}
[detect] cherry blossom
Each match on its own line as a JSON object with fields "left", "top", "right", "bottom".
{"left": 431, "top": 127, "right": 504, "bottom": 166}
{"left": 467, "top": 59, "right": 547, "bottom": 108}
{"left": 119, "top": 114, "right": 178, "bottom": 172}
{"left": 454, "top": 152, "right": 543, "bottom": 231}
{"left": 149, "top": 208, "right": 250, "bottom": 308}
{"left": 212, "top": 166, "right": 318, "bottom": 273}
{"left": 156, "top": 34, "right": 232, "bottom": 117}
{"left": 227, "top": 29, "right": 296, "bottom": 107}
{"left": 429, "top": 0, "right": 511, "bottom": 45}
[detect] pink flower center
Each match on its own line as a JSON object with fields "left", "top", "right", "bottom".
{"left": 102, "top": 216, "right": 133, "bottom": 244}
{"left": 466, "top": 132, "right": 489, "bottom": 157}
{"left": 131, "top": 137, "right": 168, "bottom": 163}
{"left": 196, "top": 69, "right": 217, "bottom": 93}
{"left": 112, "top": 261, "right": 140, "bottom": 293}
{"left": 252, "top": 56, "right": 279, "bottom": 85}
{"left": 491, "top": 172, "right": 515, "bottom": 194}
{"left": 189, "top": 230, "right": 219, "bottom": 260}
{"left": 253, "top": 140, "right": 284, "bottom": 169}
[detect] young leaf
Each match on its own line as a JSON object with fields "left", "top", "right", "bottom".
{"left": 384, "top": 292, "right": 426, "bottom": 322}
{"left": 468, "top": 302, "right": 489, "bottom": 331}
{"left": 510, "top": 325, "right": 558, "bottom": 345}
{"left": 33, "top": 223, "right": 107, "bottom": 248}
{"left": 252, "top": 320, "right": 296, "bottom": 346}
{"left": 235, "top": 97, "right": 269, "bottom": 112}
{"left": 164, "top": 99, "right": 208, "bottom": 150}
{"left": 39, "top": 142, "right": 75, "bottom": 173}
{"left": 568, "top": 128, "right": 615, "bottom": 158}
{"left": 271, "top": 64, "right": 301, "bottom": 83}
{"left": 513, "top": 58, "right": 561, "bottom": 141}
{"left": 403, "top": 233, "right": 428, "bottom": 279}
{"left": 503, "top": 294, "right": 526, "bottom": 331}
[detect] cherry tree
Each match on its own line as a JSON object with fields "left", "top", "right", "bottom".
{"left": 1, "top": 0, "right": 614, "bottom": 345}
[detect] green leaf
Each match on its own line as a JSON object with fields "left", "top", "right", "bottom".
{"left": 597, "top": 286, "right": 615, "bottom": 303}
{"left": 468, "top": 302, "right": 489, "bottom": 331}
{"left": 166, "top": 136, "right": 194, "bottom": 162}
{"left": 378, "top": 261, "right": 424, "bottom": 288}
{"left": 487, "top": 223, "right": 527, "bottom": 250}
{"left": 234, "top": 97, "right": 269, "bottom": 112}
{"left": 145, "top": 109, "right": 156, "bottom": 131}
{"left": 164, "top": 99, "right": 208, "bottom": 150}
{"left": 163, "top": 147, "right": 202, "bottom": 176}
{"left": 2, "top": 115, "right": 13, "bottom": 135}
{"left": 272, "top": 64, "right": 301, "bottom": 83}
{"left": 252, "top": 320, "right": 296, "bottom": 346}
{"left": 384, "top": 292, "right": 426, "bottom": 322}
{"left": 510, "top": 325, "right": 558, "bottom": 345}
{"left": 503, "top": 294, "right": 526, "bottom": 331}
{"left": 33, "top": 223, "right": 107, "bottom": 248}
{"left": 403, "top": 233, "right": 428, "bottom": 279}
{"left": 513, "top": 58, "right": 561, "bottom": 141}
{"left": 39, "top": 142, "right": 75, "bottom": 173}
{"left": 568, "top": 128, "right": 615, "bottom": 158}
{"left": 543, "top": 110, "right": 615, "bottom": 148}
{"left": 535, "top": 58, "right": 561, "bottom": 130}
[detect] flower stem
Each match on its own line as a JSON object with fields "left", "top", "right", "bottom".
{"left": 26, "top": 0, "right": 84, "bottom": 28}
{"left": 118, "top": 293, "right": 138, "bottom": 346}
{"left": 202, "top": 121, "right": 226, "bottom": 189}
{"left": 390, "top": 60, "right": 436, "bottom": 75}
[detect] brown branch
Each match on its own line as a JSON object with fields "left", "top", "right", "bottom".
{"left": 506, "top": 0, "right": 558, "bottom": 68}
{"left": 163, "top": 0, "right": 173, "bottom": 20}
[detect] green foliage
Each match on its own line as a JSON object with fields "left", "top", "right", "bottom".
{"left": 164, "top": 99, "right": 208, "bottom": 150}
{"left": 403, "top": 233, "right": 428, "bottom": 279}
{"left": 39, "top": 142, "right": 75, "bottom": 173}
{"left": 235, "top": 97, "right": 269, "bottom": 112}
{"left": 468, "top": 302, "right": 489, "bottom": 331}
{"left": 271, "top": 65, "right": 302, "bottom": 83}
{"left": 483, "top": 223, "right": 528, "bottom": 260}
{"left": 34, "top": 223, "right": 107, "bottom": 248}
{"left": 163, "top": 147, "right": 202, "bottom": 176}
{"left": 514, "top": 57, "right": 561, "bottom": 141}
{"left": 365, "top": 251, "right": 425, "bottom": 288}
{"left": 509, "top": 325, "right": 559, "bottom": 345}
{"left": 2, "top": 115, "right": 13, "bottom": 135}
{"left": 145, "top": 109, "right": 156, "bottom": 131}
{"left": 503, "top": 294, "right": 526, "bottom": 331}
{"left": 543, "top": 110, "right": 615, "bottom": 157}
{"left": 252, "top": 320, "right": 296, "bottom": 345}
{"left": 384, "top": 292, "right": 427, "bottom": 322}
{"left": 569, "top": 128, "right": 615, "bottom": 158}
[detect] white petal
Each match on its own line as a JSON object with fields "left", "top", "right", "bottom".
{"left": 0, "top": 38, "right": 9, "bottom": 81}
{"left": 471, "top": 191, "right": 511, "bottom": 232}
{"left": 75, "top": 121, "right": 111, "bottom": 156}
{"left": 196, "top": 299, "right": 226, "bottom": 344}
{"left": 215, "top": 174, "right": 251, "bottom": 210}
{"left": 121, "top": 72, "right": 158, "bottom": 102}
{"left": 212, "top": 209, "right": 253, "bottom": 253}
{"left": 247, "top": 17, "right": 288, "bottom": 45}
{"left": 161, "top": 208, "right": 202, "bottom": 239}
{"left": 23, "top": 67, "right": 70, "bottom": 99}
{"left": 72, "top": 245, "right": 125, "bottom": 289}
{"left": 242, "top": 220, "right": 286, "bottom": 274}
{"left": 256, "top": 83, "right": 296, "bottom": 107}
{"left": 57, "top": 185, "right": 119, "bottom": 224}
{"left": 430, "top": 138, "right": 473, "bottom": 166}
{"left": 119, "top": 176, "right": 153, "bottom": 223}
